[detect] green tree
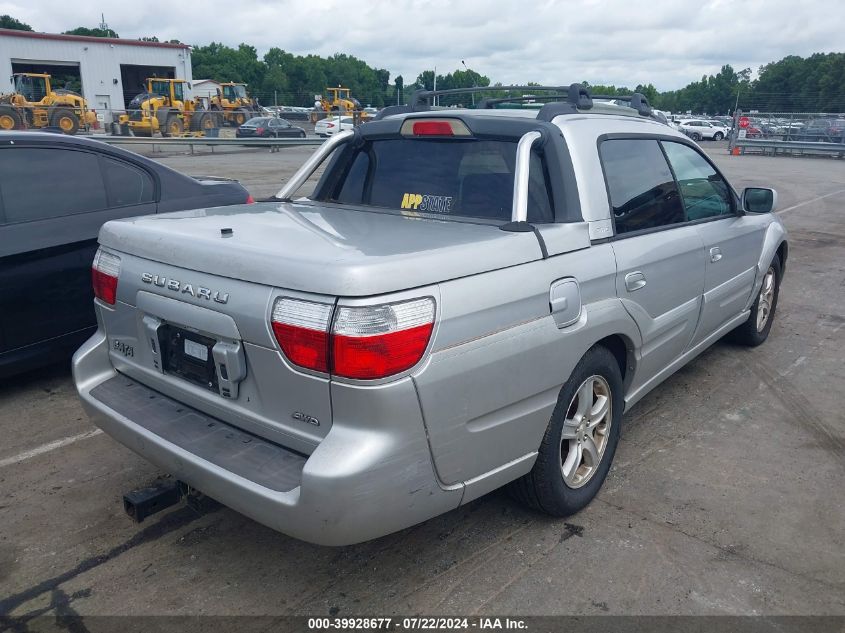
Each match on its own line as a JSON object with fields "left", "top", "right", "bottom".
{"left": 0, "top": 15, "right": 33, "bottom": 30}
{"left": 63, "top": 26, "right": 119, "bottom": 38}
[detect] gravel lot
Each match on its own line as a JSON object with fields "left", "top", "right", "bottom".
{"left": 1, "top": 145, "right": 843, "bottom": 619}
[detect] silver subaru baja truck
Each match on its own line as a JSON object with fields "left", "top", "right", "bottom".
{"left": 73, "top": 85, "right": 787, "bottom": 545}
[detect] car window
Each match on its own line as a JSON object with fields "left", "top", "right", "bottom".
{"left": 0, "top": 147, "right": 108, "bottom": 223}
{"left": 101, "top": 156, "right": 155, "bottom": 207}
{"left": 661, "top": 141, "right": 732, "bottom": 220}
{"left": 321, "top": 138, "right": 554, "bottom": 223}
{"left": 599, "top": 139, "right": 685, "bottom": 235}
{"left": 663, "top": 142, "right": 733, "bottom": 220}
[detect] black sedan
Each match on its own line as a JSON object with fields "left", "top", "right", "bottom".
{"left": 236, "top": 117, "right": 307, "bottom": 138}
{"left": 0, "top": 131, "right": 253, "bottom": 378}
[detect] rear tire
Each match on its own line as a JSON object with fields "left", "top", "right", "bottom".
{"left": 191, "top": 111, "right": 215, "bottom": 134}
{"left": 729, "top": 255, "right": 781, "bottom": 346}
{"left": 234, "top": 108, "right": 250, "bottom": 126}
{"left": 298, "top": 130, "right": 306, "bottom": 138}
{"left": 49, "top": 107, "right": 80, "bottom": 135}
{"left": 0, "top": 105, "right": 22, "bottom": 130}
{"left": 509, "top": 345, "right": 623, "bottom": 516}
{"left": 714, "top": 132, "right": 724, "bottom": 141}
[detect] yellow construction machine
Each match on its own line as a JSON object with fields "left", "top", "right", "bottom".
{"left": 118, "top": 78, "right": 216, "bottom": 137}
{"left": 310, "top": 86, "right": 369, "bottom": 123}
{"left": 210, "top": 82, "right": 260, "bottom": 126}
{"left": 0, "top": 73, "right": 97, "bottom": 134}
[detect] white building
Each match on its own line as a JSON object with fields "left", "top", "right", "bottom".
{"left": 0, "top": 28, "right": 192, "bottom": 122}
{"left": 192, "top": 79, "right": 222, "bottom": 101}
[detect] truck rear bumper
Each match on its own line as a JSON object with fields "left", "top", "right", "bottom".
{"left": 73, "top": 331, "right": 462, "bottom": 545}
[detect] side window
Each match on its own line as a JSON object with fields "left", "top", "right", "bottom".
{"left": 661, "top": 141, "right": 732, "bottom": 221}
{"left": 173, "top": 82, "right": 184, "bottom": 102}
{"left": 101, "top": 156, "right": 155, "bottom": 207}
{"left": 0, "top": 147, "right": 108, "bottom": 223}
{"left": 599, "top": 139, "right": 685, "bottom": 235}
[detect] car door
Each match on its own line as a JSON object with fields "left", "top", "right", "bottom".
{"left": 661, "top": 141, "right": 767, "bottom": 346}
{"left": 0, "top": 145, "right": 157, "bottom": 354}
{"left": 601, "top": 138, "right": 706, "bottom": 387}
{"left": 277, "top": 119, "right": 294, "bottom": 137}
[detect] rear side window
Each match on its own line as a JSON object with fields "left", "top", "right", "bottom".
{"left": 318, "top": 139, "right": 553, "bottom": 223}
{"left": 600, "top": 139, "right": 685, "bottom": 235}
{"left": 0, "top": 147, "right": 107, "bottom": 223}
{"left": 101, "top": 156, "right": 155, "bottom": 207}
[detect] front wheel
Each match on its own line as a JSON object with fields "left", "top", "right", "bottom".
{"left": 729, "top": 255, "right": 781, "bottom": 346}
{"left": 509, "top": 345, "right": 623, "bottom": 516}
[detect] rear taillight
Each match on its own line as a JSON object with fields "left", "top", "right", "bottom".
{"left": 271, "top": 298, "right": 332, "bottom": 372}
{"left": 327, "top": 123, "right": 335, "bottom": 128}
{"left": 92, "top": 249, "right": 120, "bottom": 305}
{"left": 332, "top": 299, "right": 435, "bottom": 379}
{"left": 270, "top": 297, "right": 435, "bottom": 379}
{"left": 245, "top": 194, "right": 255, "bottom": 204}
{"left": 256, "top": 127, "right": 264, "bottom": 134}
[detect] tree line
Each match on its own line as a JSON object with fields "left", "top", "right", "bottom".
{"left": 2, "top": 15, "right": 843, "bottom": 113}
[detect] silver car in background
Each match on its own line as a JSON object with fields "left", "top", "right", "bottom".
{"left": 73, "top": 85, "right": 787, "bottom": 545}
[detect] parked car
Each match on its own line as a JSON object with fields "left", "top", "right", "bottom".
{"left": 677, "top": 119, "right": 726, "bottom": 141}
{"left": 0, "top": 132, "right": 253, "bottom": 378}
{"left": 73, "top": 89, "right": 787, "bottom": 545}
{"left": 704, "top": 119, "right": 731, "bottom": 137}
{"left": 797, "top": 118, "right": 845, "bottom": 143}
{"left": 314, "top": 115, "right": 354, "bottom": 137}
{"left": 236, "top": 117, "right": 307, "bottom": 139}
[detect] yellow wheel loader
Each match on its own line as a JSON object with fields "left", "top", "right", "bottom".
{"left": 209, "top": 82, "right": 260, "bottom": 127}
{"left": 118, "top": 78, "right": 216, "bottom": 138}
{"left": 0, "top": 73, "right": 97, "bottom": 135}
{"left": 310, "top": 86, "right": 369, "bottom": 124}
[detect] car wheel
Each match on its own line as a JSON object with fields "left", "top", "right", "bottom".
{"left": 692, "top": 132, "right": 702, "bottom": 141}
{"left": 299, "top": 130, "right": 306, "bottom": 138}
{"left": 729, "top": 254, "right": 781, "bottom": 347}
{"left": 509, "top": 345, "right": 623, "bottom": 516}
{"left": 714, "top": 132, "right": 724, "bottom": 141}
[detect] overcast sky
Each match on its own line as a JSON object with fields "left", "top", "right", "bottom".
{"left": 4, "top": 0, "right": 844, "bottom": 90}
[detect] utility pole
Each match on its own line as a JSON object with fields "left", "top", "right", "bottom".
{"left": 433, "top": 66, "right": 437, "bottom": 106}
{"left": 462, "top": 60, "right": 474, "bottom": 106}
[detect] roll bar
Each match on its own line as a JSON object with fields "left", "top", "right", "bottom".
{"left": 511, "top": 131, "right": 542, "bottom": 223}
{"left": 275, "top": 129, "right": 355, "bottom": 200}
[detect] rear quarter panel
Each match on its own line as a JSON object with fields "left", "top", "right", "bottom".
{"left": 413, "top": 243, "right": 640, "bottom": 494}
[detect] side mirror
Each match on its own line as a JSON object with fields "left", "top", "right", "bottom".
{"left": 742, "top": 187, "right": 778, "bottom": 214}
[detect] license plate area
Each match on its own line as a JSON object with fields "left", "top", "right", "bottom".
{"left": 158, "top": 325, "right": 219, "bottom": 393}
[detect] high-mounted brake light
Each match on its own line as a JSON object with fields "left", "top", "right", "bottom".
{"left": 332, "top": 298, "right": 435, "bottom": 379}
{"left": 401, "top": 118, "right": 472, "bottom": 137}
{"left": 412, "top": 121, "right": 454, "bottom": 136}
{"left": 92, "top": 249, "right": 121, "bottom": 305}
{"left": 270, "top": 297, "right": 436, "bottom": 379}
{"left": 271, "top": 298, "right": 332, "bottom": 372}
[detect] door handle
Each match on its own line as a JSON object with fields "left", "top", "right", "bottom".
{"left": 625, "top": 271, "right": 647, "bottom": 292}
{"left": 710, "top": 247, "right": 723, "bottom": 262}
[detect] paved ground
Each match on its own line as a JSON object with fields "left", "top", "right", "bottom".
{"left": 1, "top": 146, "right": 844, "bottom": 618}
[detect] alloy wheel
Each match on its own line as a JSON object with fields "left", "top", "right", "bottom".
{"left": 560, "top": 375, "right": 612, "bottom": 488}
{"left": 756, "top": 266, "right": 776, "bottom": 332}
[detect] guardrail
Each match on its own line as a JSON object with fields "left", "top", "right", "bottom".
{"left": 88, "top": 135, "right": 326, "bottom": 154}
{"left": 733, "top": 138, "right": 845, "bottom": 157}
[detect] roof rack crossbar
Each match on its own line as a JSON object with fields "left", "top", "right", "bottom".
{"left": 476, "top": 94, "right": 569, "bottom": 108}
{"left": 591, "top": 93, "right": 653, "bottom": 116}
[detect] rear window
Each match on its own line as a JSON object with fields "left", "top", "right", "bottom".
{"left": 314, "top": 138, "right": 553, "bottom": 223}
